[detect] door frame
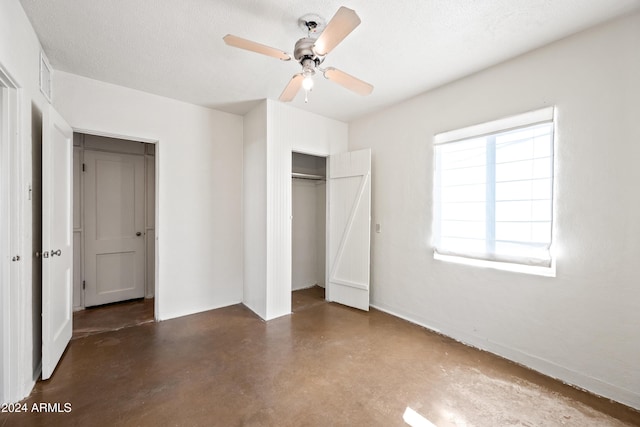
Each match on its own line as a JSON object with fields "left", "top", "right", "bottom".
{"left": 0, "top": 64, "right": 26, "bottom": 404}
{"left": 72, "top": 128, "right": 159, "bottom": 320}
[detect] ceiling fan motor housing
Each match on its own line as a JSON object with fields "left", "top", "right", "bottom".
{"left": 294, "top": 37, "right": 321, "bottom": 70}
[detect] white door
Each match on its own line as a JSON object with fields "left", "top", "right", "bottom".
{"left": 84, "top": 150, "right": 145, "bottom": 307}
{"left": 327, "top": 149, "right": 371, "bottom": 311}
{"left": 42, "top": 106, "right": 73, "bottom": 380}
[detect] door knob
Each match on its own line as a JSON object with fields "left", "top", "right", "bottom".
{"left": 136, "top": 232, "right": 142, "bottom": 236}
{"left": 51, "top": 249, "right": 62, "bottom": 256}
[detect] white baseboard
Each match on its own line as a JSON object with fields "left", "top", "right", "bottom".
{"left": 292, "top": 282, "right": 320, "bottom": 291}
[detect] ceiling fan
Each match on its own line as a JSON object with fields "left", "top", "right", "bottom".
{"left": 223, "top": 6, "right": 373, "bottom": 103}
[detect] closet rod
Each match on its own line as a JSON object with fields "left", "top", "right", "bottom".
{"left": 292, "top": 172, "right": 325, "bottom": 181}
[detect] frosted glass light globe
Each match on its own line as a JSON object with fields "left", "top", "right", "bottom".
{"left": 302, "top": 76, "right": 314, "bottom": 91}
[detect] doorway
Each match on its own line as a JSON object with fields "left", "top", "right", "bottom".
{"left": 72, "top": 133, "right": 156, "bottom": 331}
{"left": 291, "top": 152, "right": 326, "bottom": 309}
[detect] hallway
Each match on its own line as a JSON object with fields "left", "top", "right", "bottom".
{"left": 3, "top": 287, "right": 638, "bottom": 426}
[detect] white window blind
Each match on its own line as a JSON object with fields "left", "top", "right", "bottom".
{"left": 433, "top": 107, "right": 555, "bottom": 268}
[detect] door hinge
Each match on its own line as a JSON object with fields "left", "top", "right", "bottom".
{"left": 82, "top": 163, "right": 86, "bottom": 172}
{"left": 82, "top": 280, "right": 86, "bottom": 290}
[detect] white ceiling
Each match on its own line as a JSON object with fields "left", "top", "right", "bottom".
{"left": 19, "top": 0, "right": 640, "bottom": 122}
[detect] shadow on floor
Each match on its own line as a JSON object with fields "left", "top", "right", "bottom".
{"left": 292, "top": 285, "right": 326, "bottom": 313}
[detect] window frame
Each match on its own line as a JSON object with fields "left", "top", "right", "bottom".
{"left": 432, "top": 107, "right": 557, "bottom": 275}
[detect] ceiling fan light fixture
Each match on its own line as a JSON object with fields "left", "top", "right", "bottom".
{"left": 302, "top": 75, "right": 314, "bottom": 91}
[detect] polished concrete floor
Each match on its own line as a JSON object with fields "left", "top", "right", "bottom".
{"left": 3, "top": 286, "right": 639, "bottom": 426}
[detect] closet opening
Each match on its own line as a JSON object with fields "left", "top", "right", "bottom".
{"left": 291, "top": 152, "right": 327, "bottom": 308}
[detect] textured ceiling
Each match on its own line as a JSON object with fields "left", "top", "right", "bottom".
{"left": 19, "top": 0, "right": 640, "bottom": 122}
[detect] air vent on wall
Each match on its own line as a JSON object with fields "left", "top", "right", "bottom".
{"left": 39, "top": 51, "right": 52, "bottom": 103}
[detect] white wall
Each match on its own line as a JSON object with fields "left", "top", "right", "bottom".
{"left": 243, "top": 101, "right": 267, "bottom": 319}
{"left": 0, "top": 0, "right": 54, "bottom": 404}
{"left": 292, "top": 179, "right": 319, "bottom": 290}
{"left": 349, "top": 12, "right": 640, "bottom": 409}
{"left": 54, "top": 71, "right": 244, "bottom": 321}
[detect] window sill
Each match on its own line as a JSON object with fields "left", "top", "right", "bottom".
{"left": 433, "top": 252, "right": 556, "bottom": 277}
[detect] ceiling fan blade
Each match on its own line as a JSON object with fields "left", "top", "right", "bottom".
{"left": 279, "top": 74, "right": 304, "bottom": 102}
{"left": 324, "top": 67, "right": 373, "bottom": 96}
{"left": 313, "top": 7, "right": 361, "bottom": 56}
{"left": 223, "top": 34, "right": 291, "bottom": 61}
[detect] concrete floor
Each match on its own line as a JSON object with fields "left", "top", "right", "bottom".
{"left": 3, "top": 286, "right": 639, "bottom": 426}
{"left": 72, "top": 298, "right": 154, "bottom": 339}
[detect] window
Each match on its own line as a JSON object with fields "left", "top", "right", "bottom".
{"left": 433, "top": 107, "right": 555, "bottom": 269}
